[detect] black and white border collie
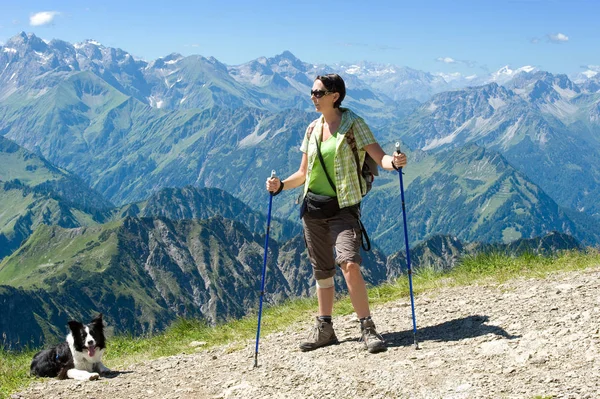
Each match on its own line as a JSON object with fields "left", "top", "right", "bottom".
{"left": 30, "top": 314, "right": 111, "bottom": 381}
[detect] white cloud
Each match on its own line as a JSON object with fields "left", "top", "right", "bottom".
{"left": 29, "top": 11, "right": 60, "bottom": 26}
{"left": 547, "top": 32, "right": 569, "bottom": 43}
{"left": 436, "top": 57, "right": 457, "bottom": 64}
{"left": 581, "top": 70, "right": 598, "bottom": 78}
{"left": 436, "top": 57, "right": 477, "bottom": 68}
{"left": 581, "top": 64, "right": 600, "bottom": 72}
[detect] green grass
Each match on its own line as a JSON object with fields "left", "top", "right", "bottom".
{"left": 0, "top": 348, "right": 36, "bottom": 399}
{"left": 0, "top": 189, "right": 36, "bottom": 234}
{"left": 0, "top": 221, "right": 122, "bottom": 288}
{"left": 2, "top": 249, "right": 599, "bottom": 399}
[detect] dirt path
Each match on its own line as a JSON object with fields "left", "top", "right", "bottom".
{"left": 14, "top": 267, "right": 600, "bottom": 399}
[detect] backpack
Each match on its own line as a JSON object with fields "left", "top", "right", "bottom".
{"left": 306, "top": 121, "right": 378, "bottom": 196}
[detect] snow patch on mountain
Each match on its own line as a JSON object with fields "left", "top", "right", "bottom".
{"left": 489, "top": 65, "right": 537, "bottom": 84}
{"left": 488, "top": 96, "right": 507, "bottom": 109}
{"left": 539, "top": 100, "right": 578, "bottom": 118}
{"left": 344, "top": 64, "right": 397, "bottom": 77}
{"left": 553, "top": 84, "right": 578, "bottom": 99}
{"left": 423, "top": 120, "right": 470, "bottom": 150}
{"left": 434, "top": 72, "right": 478, "bottom": 88}
{"left": 272, "top": 125, "right": 288, "bottom": 138}
{"left": 344, "top": 65, "right": 361, "bottom": 75}
{"left": 74, "top": 39, "right": 104, "bottom": 50}
{"left": 581, "top": 70, "right": 598, "bottom": 79}
{"left": 238, "top": 121, "right": 270, "bottom": 148}
{"left": 148, "top": 96, "right": 165, "bottom": 108}
{"left": 0, "top": 62, "right": 9, "bottom": 78}
{"left": 580, "top": 70, "right": 598, "bottom": 79}
{"left": 501, "top": 117, "right": 522, "bottom": 147}
{"left": 535, "top": 129, "right": 549, "bottom": 145}
{"left": 34, "top": 51, "right": 52, "bottom": 64}
{"left": 474, "top": 116, "right": 493, "bottom": 130}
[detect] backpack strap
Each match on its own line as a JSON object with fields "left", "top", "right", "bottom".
{"left": 345, "top": 127, "right": 365, "bottom": 196}
{"left": 306, "top": 119, "right": 318, "bottom": 141}
{"left": 357, "top": 217, "right": 371, "bottom": 251}
{"left": 307, "top": 118, "right": 336, "bottom": 192}
{"left": 345, "top": 127, "right": 374, "bottom": 251}
{"left": 315, "top": 133, "right": 337, "bottom": 193}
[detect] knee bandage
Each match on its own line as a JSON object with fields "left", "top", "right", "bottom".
{"left": 316, "top": 276, "right": 334, "bottom": 289}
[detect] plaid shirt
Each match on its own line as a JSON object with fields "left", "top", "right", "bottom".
{"left": 300, "top": 108, "right": 377, "bottom": 209}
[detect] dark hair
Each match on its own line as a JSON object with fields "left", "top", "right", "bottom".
{"left": 315, "top": 74, "right": 346, "bottom": 108}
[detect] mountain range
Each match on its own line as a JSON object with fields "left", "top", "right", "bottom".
{"left": 0, "top": 211, "right": 577, "bottom": 349}
{"left": 1, "top": 31, "right": 598, "bottom": 349}
{"left": 396, "top": 74, "right": 600, "bottom": 217}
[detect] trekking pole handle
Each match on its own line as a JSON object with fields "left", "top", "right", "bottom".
{"left": 393, "top": 142, "right": 403, "bottom": 171}
{"left": 268, "top": 170, "right": 277, "bottom": 195}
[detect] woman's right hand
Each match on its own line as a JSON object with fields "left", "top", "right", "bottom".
{"left": 266, "top": 177, "right": 281, "bottom": 193}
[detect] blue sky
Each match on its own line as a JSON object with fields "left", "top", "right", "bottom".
{"left": 0, "top": 0, "right": 598, "bottom": 76}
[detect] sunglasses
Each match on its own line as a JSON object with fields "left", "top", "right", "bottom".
{"left": 310, "top": 89, "right": 332, "bottom": 98}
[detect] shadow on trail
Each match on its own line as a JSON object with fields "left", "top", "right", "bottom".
{"left": 382, "top": 315, "right": 521, "bottom": 348}
{"left": 102, "top": 370, "right": 135, "bottom": 379}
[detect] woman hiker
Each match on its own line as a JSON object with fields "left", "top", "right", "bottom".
{"left": 265, "top": 73, "right": 407, "bottom": 353}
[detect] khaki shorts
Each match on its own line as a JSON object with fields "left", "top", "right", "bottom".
{"left": 302, "top": 205, "right": 362, "bottom": 280}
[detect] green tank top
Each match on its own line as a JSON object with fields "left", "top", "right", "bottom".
{"left": 308, "top": 134, "right": 337, "bottom": 197}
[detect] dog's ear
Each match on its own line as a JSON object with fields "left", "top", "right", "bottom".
{"left": 91, "top": 314, "right": 104, "bottom": 329}
{"left": 68, "top": 320, "right": 83, "bottom": 333}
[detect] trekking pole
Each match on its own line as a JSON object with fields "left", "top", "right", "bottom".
{"left": 254, "top": 170, "right": 277, "bottom": 368}
{"left": 395, "top": 143, "right": 419, "bottom": 349}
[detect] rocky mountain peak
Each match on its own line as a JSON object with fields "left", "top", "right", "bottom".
{"left": 5, "top": 31, "right": 49, "bottom": 54}
{"left": 147, "top": 52, "right": 184, "bottom": 69}
{"left": 267, "top": 50, "right": 309, "bottom": 74}
{"left": 75, "top": 38, "right": 106, "bottom": 49}
{"left": 205, "top": 55, "right": 229, "bottom": 72}
{"left": 425, "top": 82, "right": 515, "bottom": 122}
{"left": 488, "top": 65, "right": 537, "bottom": 85}
{"left": 508, "top": 71, "right": 579, "bottom": 96}
{"left": 272, "top": 50, "right": 301, "bottom": 64}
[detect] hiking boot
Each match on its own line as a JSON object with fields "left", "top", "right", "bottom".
{"left": 360, "top": 318, "right": 387, "bottom": 354}
{"left": 299, "top": 317, "right": 339, "bottom": 352}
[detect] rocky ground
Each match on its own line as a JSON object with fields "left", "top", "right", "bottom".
{"left": 14, "top": 266, "right": 600, "bottom": 399}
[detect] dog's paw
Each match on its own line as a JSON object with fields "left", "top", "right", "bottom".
{"left": 89, "top": 373, "right": 100, "bottom": 381}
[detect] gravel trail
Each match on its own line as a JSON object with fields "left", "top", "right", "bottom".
{"left": 14, "top": 266, "right": 600, "bottom": 399}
